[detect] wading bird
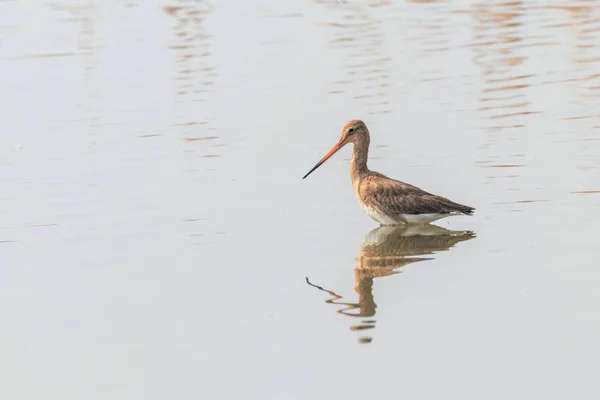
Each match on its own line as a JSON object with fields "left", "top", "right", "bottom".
{"left": 303, "top": 120, "right": 474, "bottom": 225}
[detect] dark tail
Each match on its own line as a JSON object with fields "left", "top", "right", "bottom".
{"left": 458, "top": 204, "right": 475, "bottom": 216}
{"left": 444, "top": 199, "right": 474, "bottom": 216}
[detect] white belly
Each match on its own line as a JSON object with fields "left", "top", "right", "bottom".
{"left": 358, "top": 200, "right": 450, "bottom": 225}
{"left": 402, "top": 213, "right": 450, "bottom": 224}
{"left": 359, "top": 201, "right": 399, "bottom": 225}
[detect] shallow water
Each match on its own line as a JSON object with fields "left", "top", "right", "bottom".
{"left": 1, "top": 0, "right": 600, "bottom": 399}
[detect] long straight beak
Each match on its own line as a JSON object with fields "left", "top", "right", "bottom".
{"left": 302, "top": 141, "right": 344, "bottom": 179}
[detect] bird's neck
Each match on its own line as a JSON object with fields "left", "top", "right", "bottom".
{"left": 350, "top": 135, "right": 370, "bottom": 181}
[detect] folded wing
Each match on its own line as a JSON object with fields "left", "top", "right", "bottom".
{"left": 359, "top": 174, "right": 475, "bottom": 216}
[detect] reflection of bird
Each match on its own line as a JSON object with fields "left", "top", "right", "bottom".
{"left": 307, "top": 224, "right": 475, "bottom": 344}
{"left": 303, "top": 120, "right": 474, "bottom": 225}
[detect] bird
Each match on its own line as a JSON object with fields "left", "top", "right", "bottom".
{"left": 302, "top": 120, "right": 474, "bottom": 225}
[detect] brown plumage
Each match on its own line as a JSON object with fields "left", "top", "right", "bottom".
{"left": 359, "top": 173, "right": 474, "bottom": 217}
{"left": 303, "top": 120, "right": 474, "bottom": 225}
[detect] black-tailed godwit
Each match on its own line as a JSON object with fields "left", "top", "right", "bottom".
{"left": 303, "top": 120, "right": 474, "bottom": 225}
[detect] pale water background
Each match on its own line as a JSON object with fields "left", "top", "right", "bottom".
{"left": 1, "top": 0, "right": 600, "bottom": 399}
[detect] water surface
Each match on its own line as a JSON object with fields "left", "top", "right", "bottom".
{"left": 1, "top": 1, "right": 600, "bottom": 399}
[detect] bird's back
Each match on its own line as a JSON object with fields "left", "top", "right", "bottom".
{"left": 356, "top": 172, "right": 474, "bottom": 220}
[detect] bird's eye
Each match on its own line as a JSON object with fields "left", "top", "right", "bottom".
{"left": 348, "top": 128, "right": 355, "bottom": 133}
